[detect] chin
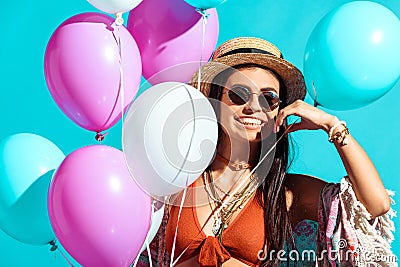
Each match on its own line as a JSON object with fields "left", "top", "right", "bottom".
{"left": 233, "top": 130, "right": 262, "bottom": 143}
{"left": 247, "top": 132, "right": 263, "bottom": 143}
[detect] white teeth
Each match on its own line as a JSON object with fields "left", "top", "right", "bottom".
{"left": 240, "top": 118, "right": 263, "bottom": 125}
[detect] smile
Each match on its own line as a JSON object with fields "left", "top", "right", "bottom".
{"left": 234, "top": 116, "right": 266, "bottom": 130}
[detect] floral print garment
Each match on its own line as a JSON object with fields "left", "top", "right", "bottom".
{"left": 318, "top": 177, "right": 397, "bottom": 267}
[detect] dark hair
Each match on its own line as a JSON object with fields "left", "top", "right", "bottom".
{"left": 209, "top": 64, "right": 296, "bottom": 266}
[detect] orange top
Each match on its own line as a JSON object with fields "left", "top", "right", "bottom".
{"left": 165, "top": 191, "right": 265, "bottom": 267}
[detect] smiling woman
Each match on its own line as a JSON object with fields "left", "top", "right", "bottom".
{"left": 219, "top": 68, "right": 280, "bottom": 142}
{"left": 136, "top": 37, "right": 396, "bottom": 267}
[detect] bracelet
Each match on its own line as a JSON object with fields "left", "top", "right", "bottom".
{"left": 328, "top": 120, "right": 346, "bottom": 140}
{"left": 328, "top": 120, "right": 349, "bottom": 145}
{"left": 329, "top": 127, "right": 350, "bottom": 145}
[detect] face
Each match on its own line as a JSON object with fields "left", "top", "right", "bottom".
{"left": 219, "top": 67, "right": 280, "bottom": 143}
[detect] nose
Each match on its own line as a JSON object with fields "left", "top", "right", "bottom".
{"left": 244, "top": 93, "right": 263, "bottom": 113}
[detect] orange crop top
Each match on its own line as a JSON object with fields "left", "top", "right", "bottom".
{"left": 165, "top": 191, "right": 265, "bottom": 267}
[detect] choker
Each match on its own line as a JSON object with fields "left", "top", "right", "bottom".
{"left": 215, "top": 152, "right": 254, "bottom": 171}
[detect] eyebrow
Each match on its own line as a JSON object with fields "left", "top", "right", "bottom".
{"left": 260, "top": 87, "right": 278, "bottom": 93}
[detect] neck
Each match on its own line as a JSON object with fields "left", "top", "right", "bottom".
{"left": 214, "top": 133, "right": 261, "bottom": 170}
{"left": 206, "top": 134, "right": 258, "bottom": 197}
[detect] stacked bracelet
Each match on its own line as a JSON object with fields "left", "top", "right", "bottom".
{"left": 328, "top": 120, "right": 349, "bottom": 145}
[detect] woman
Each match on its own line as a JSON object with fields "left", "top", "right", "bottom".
{"left": 139, "top": 37, "right": 396, "bottom": 267}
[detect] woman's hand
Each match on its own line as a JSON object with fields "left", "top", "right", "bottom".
{"left": 274, "top": 100, "right": 339, "bottom": 134}
{"left": 275, "top": 101, "right": 391, "bottom": 217}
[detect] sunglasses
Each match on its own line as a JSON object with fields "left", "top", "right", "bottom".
{"left": 224, "top": 85, "right": 281, "bottom": 111}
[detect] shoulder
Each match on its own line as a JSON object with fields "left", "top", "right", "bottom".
{"left": 285, "top": 173, "right": 327, "bottom": 223}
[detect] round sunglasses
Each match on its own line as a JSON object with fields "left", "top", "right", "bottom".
{"left": 224, "top": 85, "right": 281, "bottom": 111}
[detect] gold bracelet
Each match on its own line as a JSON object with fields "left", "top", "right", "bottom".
{"left": 329, "top": 127, "right": 350, "bottom": 145}
{"left": 328, "top": 120, "right": 346, "bottom": 141}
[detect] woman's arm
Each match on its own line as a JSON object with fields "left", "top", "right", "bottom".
{"left": 275, "top": 100, "right": 391, "bottom": 218}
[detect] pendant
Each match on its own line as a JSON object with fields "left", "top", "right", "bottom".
{"left": 212, "top": 217, "right": 222, "bottom": 236}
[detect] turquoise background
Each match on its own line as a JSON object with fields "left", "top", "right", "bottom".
{"left": 1, "top": 0, "right": 399, "bottom": 265}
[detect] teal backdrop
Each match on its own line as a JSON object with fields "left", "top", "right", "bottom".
{"left": 1, "top": 0, "right": 399, "bottom": 265}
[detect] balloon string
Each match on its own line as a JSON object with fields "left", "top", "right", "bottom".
{"left": 171, "top": 10, "right": 215, "bottom": 264}
{"left": 169, "top": 85, "right": 196, "bottom": 184}
{"left": 143, "top": 201, "right": 158, "bottom": 267}
{"left": 145, "top": 237, "right": 153, "bottom": 267}
{"left": 170, "top": 177, "right": 189, "bottom": 267}
{"left": 197, "top": 9, "right": 209, "bottom": 91}
{"left": 98, "top": 21, "right": 124, "bottom": 137}
{"left": 117, "top": 24, "right": 126, "bottom": 127}
{"left": 171, "top": 119, "right": 300, "bottom": 264}
{"left": 132, "top": 254, "right": 139, "bottom": 267}
{"left": 171, "top": 196, "right": 215, "bottom": 266}
{"left": 50, "top": 240, "right": 75, "bottom": 267}
{"left": 58, "top": 250, "right": 75, "bottom": 267}
{"left": 132, "top": 201, "right": 158, "bottom": 267}
{"left": 213, "top": 119, "right": 300, "bottom": 217}
{"left": 168, "top": 10, "right": 207, "bottom": 186}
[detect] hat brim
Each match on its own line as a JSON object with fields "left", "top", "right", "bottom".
{"left": 189, "top": 53, "right": 306, "bottom": 105}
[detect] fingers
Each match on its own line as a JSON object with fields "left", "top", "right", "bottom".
{"left": 275, "top": 100, "right": 306, "bottom": 132}
{"left": 285, "top": 122, "right": 303, "bottom": 134}
{"left": 274, "top": 100, "right": 336, "bottom": 133}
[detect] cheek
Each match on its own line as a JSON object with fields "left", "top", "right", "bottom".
{"left": 219, "top": 96, "right": 241, "bottom": 120}
{"left": 218, "top": 104, "right": 246, "bottom": 138}
{"left": 219, "top": 105, "right": 238, "bottom": 129}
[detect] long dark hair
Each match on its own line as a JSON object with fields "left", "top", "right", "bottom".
{"left": 208, "top": 64, "right": 296, "bottom": 266}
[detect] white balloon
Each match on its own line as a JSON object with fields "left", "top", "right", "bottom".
{"left": 122, "top": 82, "right": 218, "bottom": 197}
{"left": 140, "top": 204, "right": 165, "bottom": 253}
{"left": 87, "top": 0, "right": 143, "bottom": 14}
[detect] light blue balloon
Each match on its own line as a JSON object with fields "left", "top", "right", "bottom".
{"left": 184, "top": 0, "right": 226, "bottom": 10}
{"left": 304, "top": 1, "right": 400, "bottom": 110}
{"left": 0, "top": 133, "right": 65, "bottom": 245}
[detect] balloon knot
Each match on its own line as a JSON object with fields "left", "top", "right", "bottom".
{"left": 49, "top": 240, "right": 58, "bottom": 252}
{"left": 311, "top": 81, "right": 319, "bottom": 107}
{"left": 95, "top": 132, "right": 108, "bottom": 142}
{"left": 196, "top": 8, "right": 210, "bottom": 19}
{"left": 115, "top": 12, "right": 124, "bottom": 26}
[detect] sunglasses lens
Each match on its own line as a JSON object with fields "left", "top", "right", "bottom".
{"left": 228, "top": 86, "right": 249, "bottom": 105}
{"left": 260, "top": 92, "right": 280, "bottom": 110}
{"left": 227, "top": 86, "right": 281, "bottom": 111}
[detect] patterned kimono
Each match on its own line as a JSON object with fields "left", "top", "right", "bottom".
{"left": 137, "top": 177, "right": 397, "bottom": 267}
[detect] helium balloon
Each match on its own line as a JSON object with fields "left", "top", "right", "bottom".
{"left": 48, "top": 145, "right": 151, "bottom": 267}
{"left": 44, "top": 13, "right": 142, "bottom": 132}
{"left": 0, "top": 133, "right": 64, "bottom": 245}
{"left": 122, "top": 82, "right": 218, "bottom": 197}
{"left": 127, "top": 0, "right": 219, "bottom": 85}
{"left": 304, "top": 1, "right": 400, "bottom": 110}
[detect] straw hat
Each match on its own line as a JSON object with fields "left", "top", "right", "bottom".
{"left": 189, "top": 37, "right": 306, "bottom": 105}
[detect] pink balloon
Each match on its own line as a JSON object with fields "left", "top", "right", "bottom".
{"left": 127, "top": 0, "right": 219, "bottom": 84}
{"left": 48, "top": 145, "right": 151, "bottom": 267}
{"left": 44, "top": 13, "right": 142, "bottom": 132}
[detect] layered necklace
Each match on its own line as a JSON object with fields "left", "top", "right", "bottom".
{"left": 202, "top": 165, "right": 258, "bottom": 241}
